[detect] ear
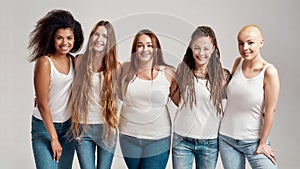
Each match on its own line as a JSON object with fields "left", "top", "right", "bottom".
{"left": 260, "top": 39, "right": 264, "bottom": 48}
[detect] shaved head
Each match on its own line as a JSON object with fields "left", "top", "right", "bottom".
{"left": 238, "top": 25, "right": 263, "bottom": 41}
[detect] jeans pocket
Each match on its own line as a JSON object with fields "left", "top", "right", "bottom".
{"left": 207, "top": 138, "right": 218, "bottom": 146}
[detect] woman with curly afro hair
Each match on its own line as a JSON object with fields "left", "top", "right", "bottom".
{"left": 28, "top": 9, "right": 83, "bottom": 169}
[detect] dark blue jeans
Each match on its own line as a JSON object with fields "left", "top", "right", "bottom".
{"left": 120, "top": 134, "right": 171, "bottom": 169}
{"left": 31, "top": 116, "right": 75, "bottom": 169}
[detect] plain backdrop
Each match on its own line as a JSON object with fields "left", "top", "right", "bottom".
{"left": 0, "top": 0, "right": 299, "bottom": 168}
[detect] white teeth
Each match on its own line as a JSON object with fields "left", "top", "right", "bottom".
{"left": 61, "top": 46, "right": 69, "bottom": 50}
{"left": 95, "top": 43, "right": 104, "bottom": 47}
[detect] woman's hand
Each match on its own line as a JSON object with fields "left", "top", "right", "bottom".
{"left": 255, "top": 142, "right": 276, "bottom": 164}
{"left": 51, "top": 138, "right": 63, "bottom": 163}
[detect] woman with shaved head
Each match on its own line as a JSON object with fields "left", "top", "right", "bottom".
{"left": 219, "top": 25, "right": 280, "bottom": 169}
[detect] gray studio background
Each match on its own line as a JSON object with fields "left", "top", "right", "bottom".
{"left": 1, "top": 0, "right": 299, "bottom": 168}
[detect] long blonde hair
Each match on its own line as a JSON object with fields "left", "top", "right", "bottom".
{"left": 69, "top": 21, "right": 118, "bottom": 144}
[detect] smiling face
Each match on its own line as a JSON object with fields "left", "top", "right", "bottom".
{"left": 54, "top": 28, "right": 74, "bottom": 55}
{"left": 91, "top": 25, "right": 108, "bottom": 53}
{"left": 136, "top": 34, "right": 154, "bottom": 65}
{"left": 191, "top": 36, "right": 215, "bottom": 69}
{"left": 237, "top": 26, "right": 264, "bottom": 61}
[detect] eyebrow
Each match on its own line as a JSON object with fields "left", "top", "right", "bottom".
{"left": 137, "top": 42, "right": 152, "bottom": 44}
{"left": 193, "top": 44, "right": 211, "bottom": 48}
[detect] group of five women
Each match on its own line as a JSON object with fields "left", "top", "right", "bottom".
{"left": 28, "top": 9, "right": 280, "bottom": 169}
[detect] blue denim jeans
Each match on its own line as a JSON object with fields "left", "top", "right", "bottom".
{"left": 31, "top": 116, "right": 75, "bottom": 169}
{"left": 219, "top": 134, "right": 278, "bottom": 169}
{"left": 75, "top": 124, "right": 117, "bottom": 169}
{"left": 172, "top": 133, "right": 218, "bottom": 169}
{"left": 119, "top": 134, "right": 171, "bottom": 169}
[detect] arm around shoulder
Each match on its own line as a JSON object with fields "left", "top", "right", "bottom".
{"left": 164, "top": 66, "right": 180, "bottom": 106}
{"left": 120, "top": 61, "right": 131, "bottom": 80}
{"left": 231, "top": 57, "right": 242, "bottom": 75}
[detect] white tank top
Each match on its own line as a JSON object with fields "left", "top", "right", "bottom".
{"left": 33, "top": 56, "right": 74, "bottom": 122}
{"left": 174, "top": 77, "right": 221, "bottom": 139}
{"left": 79, "top": 72, "right": 104, "bottom": 124}
{"left": 219, "top": 59, "right": 271, "bottom": 139}
{"left": 120, "top": 66, "right": 171, "bottom": 139}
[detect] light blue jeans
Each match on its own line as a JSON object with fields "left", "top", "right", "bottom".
{"left": 172, "top": 133, "right": 218, "bottom": 169}
{"left": 219, "top": 134, "right": 278, "bottom": 169}
{"left": 31, "top": 116, "right": 75, "bottom": 169}
{"left": 119, "top": 134, "right": 171, "bottom": 169}
{"left": 75, "top": 124, "right": 117, "bottom": 169}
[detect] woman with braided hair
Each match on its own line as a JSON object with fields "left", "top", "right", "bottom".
{"left": 172, "top": 26, "right": 230, "bottom": 169}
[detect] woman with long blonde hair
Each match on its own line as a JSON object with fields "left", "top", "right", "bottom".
{"left": 69, "top": 20, "right": 119, "bottom": 169}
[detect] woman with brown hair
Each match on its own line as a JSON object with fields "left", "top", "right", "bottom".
{"left": 69, "top": 20, "right": 120, "bottom": 169}
{"left": 172, "top": 26, "right": 230, "bottom": 169}
{"left": 119, "top": 29, "right": 177, "bottom": 169}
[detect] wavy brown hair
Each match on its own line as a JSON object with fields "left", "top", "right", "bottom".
{"left": 177, "top": 26, "right": 225, "bottom": 115}
{"left": 69, "top": 21, "right": 118, "bottom": 144}
{"left": 122, "top": 29, "right": 170, "bottom": 94}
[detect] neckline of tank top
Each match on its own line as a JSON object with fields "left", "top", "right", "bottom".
{"left": 46, "top": 56, "right": 72, "bottom": 76}
{"left": 239, "top": 60, "right": 270, "bottom": 80}
{"left": 135, "top": 70, "right": 162, "bottom": 82}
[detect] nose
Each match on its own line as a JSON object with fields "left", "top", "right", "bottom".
{"left": 142, "top": 46, "right": 149, "bottom": 52}
{"left": 243, "top": 43, "right": 249, "bottom": 50}
{"left": 62, "top": 38, "right": 67, "bottom": 44}
{"left": 96, "top": 35, "right": 102, "bottom": 42}
{"left": 199, "top": 49, "right": 205, "bottom": 56}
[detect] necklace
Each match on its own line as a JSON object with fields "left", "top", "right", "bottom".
{"left": 193, "top": 69, "right": 207, "bottom": 79}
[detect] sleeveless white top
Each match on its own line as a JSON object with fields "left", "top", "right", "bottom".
{"left": 120, "top": 67, "right": 171, "bottom": 139}
{"left": 33, "top": 56, "right": 74, "bottom": 122}
{"left": 79, "top": 72, "right": 104, "bottom": 124}
{"left": 174, "top": 77, "right": 221, "bottom": 139}
{"left": 219, "top": 59, "right": 271, "bottom": 139}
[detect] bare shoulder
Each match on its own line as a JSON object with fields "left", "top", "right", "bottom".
{"left": 121, "top": 61, "right": 131, "bottom": 72}
{"left": 35, "top": 56, "right": 50, "bottom": 69}
{"left": 265, "top": 64, "right": 279, "bottom": 78}
{"left": 117, "top": 61, "right": 122, "bottom": 69}
{"left": 74, "top": 54, "right": 83, "bottom": 64}
{"left": 223, "top": 68, "right": 232, "bottom": 83}
{"left": 34, "top": 56, "right": 51, "bottom": 76}
{"left": 164, "top": 65, "right": 176, "bottom": 74}
{"left": 121, "top": 61, "right": 131, "bottom": 79}
{"left": 231, "top": 56, "right": 242, "bottom": 74}
{"left": 163, "top": 65, "right": 176, "bottom": 82}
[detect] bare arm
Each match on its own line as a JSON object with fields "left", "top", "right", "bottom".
{"left": 255, "top": 65, "right": 280, "bottom": 164}
{"left": 164, "top": 66, "right": 179, "bottom": 106}
{"left": 116, "top": 61, "right": 122, "bottom": 100}
{"left": 119, "top": 62, "right": 131, "bottom": 101}
{"left": 34, "top": 57, "right": 62, "bottom": 162}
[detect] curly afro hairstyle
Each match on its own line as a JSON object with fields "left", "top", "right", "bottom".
{"left": 28, "top": 9, "right": 84, "bottom": 62}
